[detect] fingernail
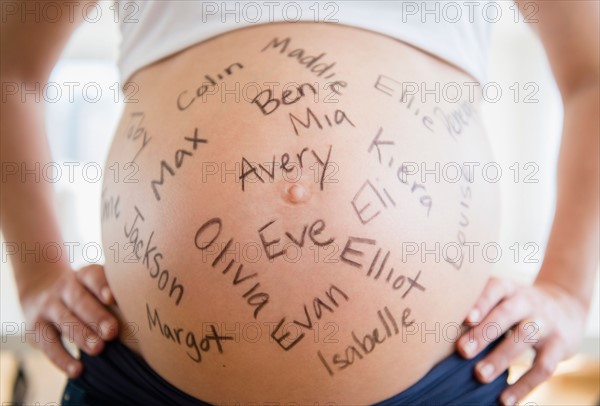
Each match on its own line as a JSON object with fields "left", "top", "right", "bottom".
{"left": 462, "top": 340, "right": 477, "bottom": 356}
{"left": 67, "top": 363, "right": 78, "bottom": 377}
{"left": 87, "top": 339, "right": 100, "bottom": 351}
{"left": 500, "top": 393, "right": 516, "bottom": 406}
{"left": 476, "top": 362, "right": 495, "bottom": 381}
{"left": 101, "top": 287, "right": 112, "bottom": 303}
{"left": 100, "top": 320, "right": 114, "bottom": 338}
{"left": 468, "top": 308, "right": 480, "bottom": 323}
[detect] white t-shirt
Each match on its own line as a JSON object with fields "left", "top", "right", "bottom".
{"left": 117, "top": 1, "right": 495, "bottom": 84}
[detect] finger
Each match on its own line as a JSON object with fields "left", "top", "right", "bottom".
{"left": 499, "top": 339, "right": 563, "bottom": 406}
{"left": 46, "top": 299, "right": 104, "bottom": 355}
{"left": 465, "top": 277, "right": 515, "bottom": 324}
{"left": 76, "top": 264, "right": 114, "bottom": 305}
{"left": 36, "top": 321, "right": 82, "bottom": 378}
{"left": 473, "top": 320, "right": 538, "bottom": 383}
{"left": 459, "top": 292, "right": 531, "bottom": 359}
{"left": 62, "top": 277, "right": 119, "bottom": 340}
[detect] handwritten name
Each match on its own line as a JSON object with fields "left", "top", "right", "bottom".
{"left": 124, "top": 205, "right": 185, "bottom": 305}
{"left": 240, "top": 145, "right": 333, "bottom": 191}
{"left": 150, "top": 128, "right": 208, "bottom": 201}
{"left": 271, "top": 284, "right": 349, "bottom": 351}
{"left": 317, "top": 306, "right": 415, "bottom": 376}
{"left": 146, "top": 303, "right": 233, "bottom": 363}
{"left": 123, "top": 112, "right": 152, "bottom": 163}
{"left": 194, "top": 218, "right": 270, "bottom": 319}
{"left": 261, "top": 37, "right": 347, "bottom": 95}
{"left": 339, "top": 237, "right": 426, "bottom": 298}
{"left": 364, "top": 127, "right": 433, "bottom": 217}
{"left": 258, "top": 217, "right": 335, "bottom": 261}
{"left": 177, "top": 62, "right": 244, "bottom": 111}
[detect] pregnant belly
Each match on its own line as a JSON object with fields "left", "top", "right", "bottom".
{"left": 101, "top": 22, "right": 500, "bottom": 404}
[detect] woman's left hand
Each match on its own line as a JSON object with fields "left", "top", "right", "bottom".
{"left": 457, "top": 276, "right": 588, "bottom": 406}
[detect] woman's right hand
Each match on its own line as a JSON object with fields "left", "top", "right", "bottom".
{"left": 18, "top": 264, "right": 119, "bottom": 378}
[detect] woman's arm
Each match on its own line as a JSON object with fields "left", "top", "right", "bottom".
{"left": 526, "top": 0, "right": 599, "bottom": 310}
{"left": 458, "top": 1, "right": 599, "bottom": 405}
{"left": 1, "top": 0, "right": 118, "bottom": 377}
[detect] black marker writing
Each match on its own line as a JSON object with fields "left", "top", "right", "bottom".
{"left": 261, "top": 37, "right": 347, "bottom": 95}
{"left": 363, "top": 127, "right": 432, "bottom": 217}
{"left": 150, "top": 129, "right": 208, "bottom": 201}
{"left": 317, "top": 306, "right": 415, "bottom": 376}
{"left": 101, "top": 188, "right": 120, "bottom": 222}
{"left": 239, "top": 145, "right": 333, "bottom": 191}
{"left": 251, "top": 83, "right": 317, "bottom": 116}
{"left": 146, "top": 303, "right": 233, "bottom": 363}
{"left": 124, "top": 112, "right": 152, "bottom": 163}
{"left": 124, "top": 206, "right": 184, "bottom": 305}
{"left": 194, "top": 218, "right": 270, "bottom": 319}
{"left": 272, "top": 284, "right": 349, "bottom": 351}
{"left": 258, "top": 217, "right": 335, "bottom": 261}
{"left": 340, "top": 236, "right": 426, "bottom": 298}
{"left": 177, "top": 62, "right": 244, "bottom": 111}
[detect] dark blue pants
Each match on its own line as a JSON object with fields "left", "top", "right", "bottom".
{"left": 62, "top": 339, "right": 508, "bottom": 405}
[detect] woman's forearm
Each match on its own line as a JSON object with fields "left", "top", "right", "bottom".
{"left": 536, "top": 82, "right": 600, "bottom": 309}
{"left": 0, "top": 89, "right": 71, "bottom": 295}
{"left": 1, "top": 1, "right": 89, "bottom": 295}
{"left": 518, "top": 0, "right": 599, "bottom": 309}
{"left": 1, "top": 22, "right": 120, "bottom": 372}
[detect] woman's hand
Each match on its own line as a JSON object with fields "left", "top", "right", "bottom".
{"left": 18, "top": 264, "right": 119, "bottom": 378}
{"left": 457, "top": 276, "right": 588, "bottom": 406}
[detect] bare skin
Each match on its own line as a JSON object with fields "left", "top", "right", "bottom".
{"left": 1, "top": 1, "right": 597, "bottom": 405}
{"left": 101, "top": 22, "right": 499, "bottom": 404}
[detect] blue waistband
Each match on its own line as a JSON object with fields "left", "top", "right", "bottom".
{"left": 374, "top": 340, "right": 508, "bottom": 406}
{"left": 62, "top": 339, "right": 508, "bottom": 405}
